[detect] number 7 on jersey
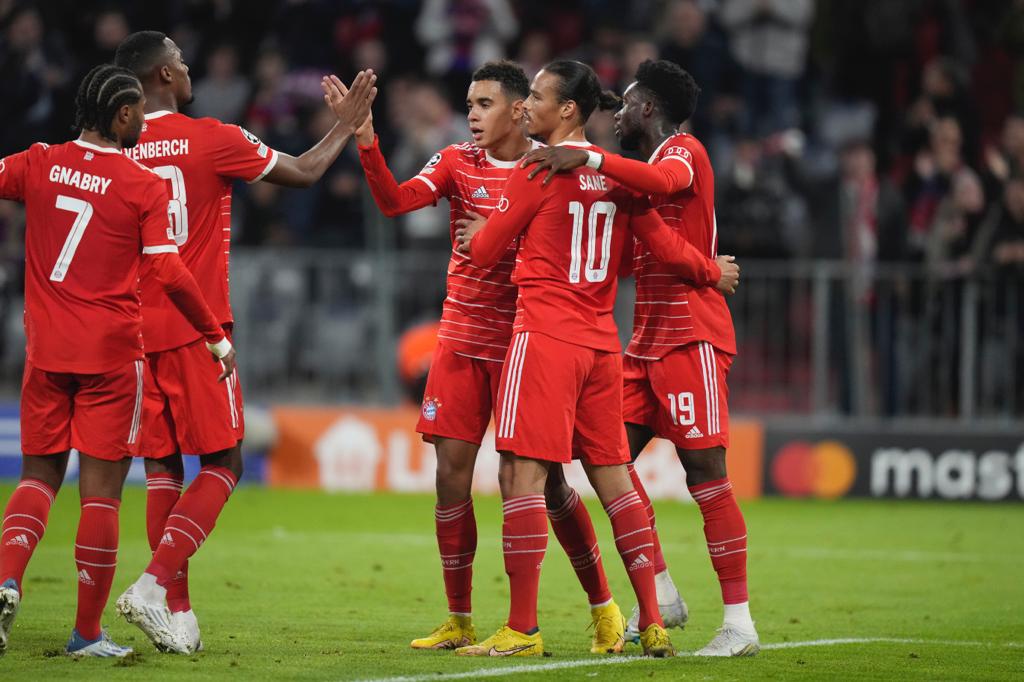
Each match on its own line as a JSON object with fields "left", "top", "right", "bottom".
{"left": 50, "top": 194, "right": 93, "bottom": 282}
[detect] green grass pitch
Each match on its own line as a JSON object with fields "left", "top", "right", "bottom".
{"left": 0, "top": 484, "right": 1021, "bottom": 680}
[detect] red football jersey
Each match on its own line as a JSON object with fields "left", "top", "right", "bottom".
{"left": 359, "top": 137, "right": 540, "bottom": 362}
{"left": 125, "top": 110, "right": 278, "bottom": 352}
{"left": 0, "top": 139, "right": 179, "bottom": 373}
{"left": 469, "top": 141, "right": 720, "bottom": 354}
{"left": 618, "top": 133, "right": 736, "bottom": 359}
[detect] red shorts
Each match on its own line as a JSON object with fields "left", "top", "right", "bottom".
{"left": 20, "top": 359, "right": 144, "bottom": 460}
{"left": 495, "top": 331, "right": 629, "bottom": 465}
{"left": 139, "top": 336, "right": 244, "bottom": 458}
{"left": 417, "top": 342, "right": 503, "bottom": 445}
{"left": 623, "top": 341, "right": 732, "bottom": 450}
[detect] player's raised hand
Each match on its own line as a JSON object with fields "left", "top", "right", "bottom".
{"left": 323, "top": 74, "right": 375, "bottom": 145}
{"left": 214, "top": 347, "right": 238, "bottom": 382}
{"left": 454, "top": 211, "right": 487, "bottom": 254}
{"left": 521, "top": 146, "right": 590, "bottom": 185}
{"left": 323, "top": 70, "right": 377, "bottom": 135}
{"left": 714, "top": 255, "right": 740, "bottom": 296}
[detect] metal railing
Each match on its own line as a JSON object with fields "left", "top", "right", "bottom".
{"left": 0, "top": 253, "right": 1019, "bottom": 421}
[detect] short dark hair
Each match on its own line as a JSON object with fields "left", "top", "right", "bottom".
{"left": 472, "top": 60, "right": 529, "bottom": 101}
{"left": 114, "top": 30, "right": 169, "bottom": 78}
{"left": 634, "top": 59, "right": 700, "bottom": 125}
{"left": 73, "top": 64, "right": 143, "bottom": 141}
{"left": 543, "top": 60, "right": 620, "bottom": 124}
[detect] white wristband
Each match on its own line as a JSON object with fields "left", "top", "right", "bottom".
{"left": 585, "top": 150, "right": 604, "bottom": 170}
{"left": 206, "top": 337, "right": 233, "bottom": 358}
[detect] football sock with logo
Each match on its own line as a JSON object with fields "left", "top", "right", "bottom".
{"left": 145, "top": 466, "right": 237, "bottom": 586}
{"left": 604, "top": 490, "right": 661, "bottom": 630}
{"left": 502, "top": 494, "right": 548, "bottom": 634}
{"left": 0, "top": 478, "right": 56, "bottom": 591}
{"left": 435, "top": 497, "right": 476, "bottom": 615}
{"left": 626, "top": 464, "right": 667, "bottom": 574}
{"left": 146, "top": 473, "right": 190, "bottom": 613}
{"left": 688, "top": 477, "right": 752, "bottom": 628}
{"left": 75, "top": 497, "right": 120, "bottom": 641}
{"left": 547, "top": 488, "right": 612, "bottom": 606}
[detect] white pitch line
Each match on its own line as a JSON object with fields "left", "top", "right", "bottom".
{"left": 356, "top": 637, "right": 1023, "bottom": 682}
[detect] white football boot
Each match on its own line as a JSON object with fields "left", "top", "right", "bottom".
{"left": 693, "top": 624, "right": 760, "bottom": 657}
{"left": 65, "top": 629, "right": 133, "bottom": 657}
{"left": 0, "top": 578, "right": 20, "bottom": 655}
{"left": 172, "top": 609, "right": 203, "bottom": 653}
{"left": 625, "top": 570, "right": 689, "bottom": 643}
{"left": 116, "top": 578, "right": 189, "bottom": 654}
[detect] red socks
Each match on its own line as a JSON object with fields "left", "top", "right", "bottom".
{"left": 627, "top": 464, "right": 667, "bottom": 574}
{"left": 0, "top": 478, "right": 55, "bottom": 591}
{"left": 435, "top": 498, "right": 476, "bottom": 614}
{"left": 146, "top": 473, "right": 190, "bottom": 613}
{"left": 75, "top": 497, "right": 120, "bottom": 641}
{"left": 502, "top": 494, "right": 548, "bottom": 634}
{"left": 547, "top": 488, "right": 611, "bottom": 606}
{"left": 689, "top": 478, "right": 748, "bottom": 604}
{"left": 146, "top": 466, "right": 237, "bottom": 586}
{"left": 604, "top": 490, "right": 662, "bottom": 630}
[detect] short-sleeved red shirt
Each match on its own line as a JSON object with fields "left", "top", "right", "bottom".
{"left": 0, "top": 139, "right": 179, "bottom": 373}
{"left": 125, "top": 111, "right": 278, "bottom": 352}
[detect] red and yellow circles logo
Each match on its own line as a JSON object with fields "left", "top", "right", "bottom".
{"left": 770, "top": 440, "right": 857, "bottom": 498}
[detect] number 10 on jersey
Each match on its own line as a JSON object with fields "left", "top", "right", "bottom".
{"left": 568, "top": 200, "right": 615, "bottom": 283}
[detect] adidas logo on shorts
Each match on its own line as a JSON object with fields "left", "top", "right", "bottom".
{"left": 5, "top": 533, "right": 31, "bottom": 548}
{"left": 685, "top": 425, "right": 704, "bottom": 439}
{"left": 471, "top": 186, "right": 490, "bottom": 199}
{"left": 629, "top": 553, "right": 653, "bottom": 571}
{"left": 78, "top": 569, "right": 95, "bottom": 586}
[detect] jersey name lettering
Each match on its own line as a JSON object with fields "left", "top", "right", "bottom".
{"left": 47, "top": 165, "right": 112, "bottom": 195}
{"left": 125, "top": 138, "right": 190, "bottom": 161}
{"left": 578, "top": 174, "right": 608, "bottom": 191}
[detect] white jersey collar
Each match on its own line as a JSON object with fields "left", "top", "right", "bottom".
{"left": 73, "top": 138, "right": 121, "bottom": 154}
{"left": 145, "top": 110, "right": 174, "bottom": 120}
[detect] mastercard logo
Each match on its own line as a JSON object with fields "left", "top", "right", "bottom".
{"left": 770, "top": 440, "right": 857, "bottom": 498}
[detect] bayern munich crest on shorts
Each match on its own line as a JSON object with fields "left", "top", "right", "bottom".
{"left": 421, "top": 397, "right": 442, "bottom": 421}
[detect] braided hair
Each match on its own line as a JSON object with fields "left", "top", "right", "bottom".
{"left": 73, "top": 64, "right": 144, "bottom": 142}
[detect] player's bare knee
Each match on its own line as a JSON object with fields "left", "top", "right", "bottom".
{"left": 200, "top": 442, "right": 243, "bottom": 479}
{"left": 20, "top": 453, "right": 68, "bottom": 493}
{"left": 677, "top": 446, "right": 727, "bottom": 485}
{"left": 77, "top": 454, "right": 130, "bottom": 500}
{"left": 145, "top": 453, "right": 184, "bottom": 478}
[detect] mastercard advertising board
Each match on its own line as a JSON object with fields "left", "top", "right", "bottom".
{"left": 267, "top": 406, "right": 765, "bottom": 500}
{"left": 763, "top": 427, "right": 1024, "bottom": 502}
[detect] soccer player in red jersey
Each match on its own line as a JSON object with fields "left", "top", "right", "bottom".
{"left": 0, "top": 65, "right": 234, "bottom": 657}
{"left": 453, "top": 60, "right": 738, "bottom": 658}
{"left": 521, "top": 59, "right": 758, "bottom": 656}
{"left": 332, "top": 61, "right": 625, "bottom": 652}
{"left": 110, "top": 31, "right": 376, "bottom": 654}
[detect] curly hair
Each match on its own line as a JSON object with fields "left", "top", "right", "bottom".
{"left": 472, "top": 60, "right": 530, "bottom": 101}
{"left": 634, "top": 59, "right": 700, "bottom": 125}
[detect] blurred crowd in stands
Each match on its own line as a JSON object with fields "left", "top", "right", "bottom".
{"left": 1, "top": 0, "right": 1023, "bottom": 273}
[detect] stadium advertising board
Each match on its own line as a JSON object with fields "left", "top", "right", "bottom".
{"left": 764, "top": 427, "right": 1024, "bottom": 501}
{"left": 267, "top": 406, "right": 765, "bottom": 500}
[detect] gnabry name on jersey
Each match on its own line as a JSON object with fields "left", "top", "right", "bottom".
{"left": 579, "top": 174, "right": 607, "bottom": 191}
{"left": 124, "top": 138, "right": 190, "bottom": 161}
{"left": 48, "top": 165, "right": 112, "bottom": 195}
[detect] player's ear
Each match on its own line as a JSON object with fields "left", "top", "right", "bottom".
{"left": 511, "top": 99, "right": 526, "bottom": 122}
{"left": 643, "top": 99, "right": 655, "bottom": 117}
{"left": 158, "top": 63, "right": 174, "bottom": 85}
{"left": 560, "top": 99, "right": 576, "bottom": 121}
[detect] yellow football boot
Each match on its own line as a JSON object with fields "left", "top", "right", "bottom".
{"left": 589, "top": 600, "right": 625, "bottom": 653}
{"left": 640, "top": 622, "right": 675, "bottom": 658}
{"left": 410, "top": 614, "right": 476, "bottom": 650}
{"left": 455, "top": 625, "right": 543, "bottom": 657}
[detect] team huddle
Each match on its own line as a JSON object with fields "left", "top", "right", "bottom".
{"left": 0, "top": 28, "right": 757, "bottom": 662}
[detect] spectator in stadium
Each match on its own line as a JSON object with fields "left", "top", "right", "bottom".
{"left": 656, "top": 0, "right": 738, "bottom": 140}
{"left": 925, "top": 168, "right": 987, "bottom": 276}
{"left": 416, "top": 0, "right": 517, "bottom": 89}
{"left": 716, "top": 136, "right": 805, "bottom": 259}
{"left": 719, "top": 0, "right": 814, "bottom": 136}
{"left": 902, "top": 57, "right": 980, "bottom": 167}
{"left": 190, "top": 44, "right": 251, "bottom": 124}
{"left": 904, "top": 117, "right": 966, "bottom": 261}
{"left": 386, "top": 80, "right": 468, "bottom": 248}
{"left": 0, "top": 5, "right": 70, "bottom": 156}
{"left": 981, "top": 175, "right": 1024, "bottom": 271}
